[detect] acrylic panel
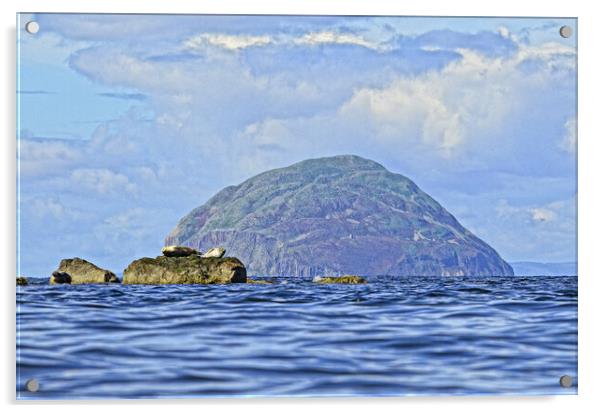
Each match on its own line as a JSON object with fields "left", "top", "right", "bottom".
{"left": 16, "top": 13, "right": 577, "bottom": 399}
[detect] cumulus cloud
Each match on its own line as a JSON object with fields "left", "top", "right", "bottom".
{"left": 515, "top": 42, "right": 575, "bottom": 71}
{"left": 69, "top": 48, "right": 191, "bottom": 92}
{"left": 25, "top": 197, "right": 90, "bottom": 222}
{"left": 28, "top": 198, "right": 66, "bottom": 219}
{"left": 19, "top": 138, "right": 82, "bottom": 177}
{"left": 530, "top": 207, "right": 557, "bottom": 222}
{"left": 410, "top": 29, "right": 518, "bottom": 58}
{"left": 339, "top": 76, "right": 466, "bottom": 154}
{"left": 184, "top": 33, "right": 273, "bottom": 50}
{"left": 495, "top": 200, "right": 560, "bottom": 223}
{"left": 334, "top": 43, "right": 575, "bottom": 158}
{"left": 293, "top": 31, "right": 379, "bottom": 49}
{"left": 71, "top": 168, "right": 137, "bottom": 195}
{"left": 497, "top": 26, "right": 511, "bottom": 39}
{"left": 560, "top": 117, "right": 576, "bottom": 153}
{"left": 94, "top": 208, "right": 150, "bottom": 242}
{"left": 529, "top": 199, "right": 571, "bottom": 222}
{"left": 91, "top": 207, "right": 174, "bottom": 264}
{"left": 182, "top": 30, "right": 380, "bottom": 52}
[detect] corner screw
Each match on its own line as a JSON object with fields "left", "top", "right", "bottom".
{"left": 559, "top": 25, "right": 573, "bottom": 38}
{"left": 559, "top": 375, "right": 573, "bottom": 388}
{"left": 25, "top": 378, "right": 39, "bottom": 392}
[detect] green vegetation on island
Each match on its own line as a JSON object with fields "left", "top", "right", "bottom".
{"left": 166, "top": 155, "right": 513, "bottom": 277}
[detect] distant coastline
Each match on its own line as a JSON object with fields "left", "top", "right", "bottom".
{"left": 510, "top": 262, "right": 577, "bottom": 277}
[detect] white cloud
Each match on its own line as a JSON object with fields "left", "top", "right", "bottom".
{"left": 132, "top": 166, "right": 158, "bottom": 181}
{"left": 71, "top": 168, "right": 137, "bottom": 195}
{"left": 24, "top": 197, "right": 91, "bottom": 223}
{"left": 87, "top": 123, "right": 138, "bottom": 156}
{"left": 29, "top": 198, "right": 66, "bottom": 219}
{"left": 339, "top": 77, "right": 466, "bottom": 155}
{"left": 66, "top": 33, "right": 576, "bottom": 191}
{"left": 19, "top": 139, "right": 82, "bottom": 177}
{"left": 529, "top": 207, "right": 557, "bottom": 222}
{"left": 70, "top": 48, "right": 199, "bottom": 93}
{"left": 515, "top": 42, "right": 576, "bottom": 71}
{"left": 293, "top": 31, "right": 379, "bottom": 49}
{"left": 92, "top": 207, "right": 168, "bottom": 259}
{"left": 69, "top": 33, "right": 574, "bottom": 169}
{"left": 100, "top": 208, "right": 146, "bottom": 231}
{"left": 496, "top": 198, "right": 568, "bottom": 224}
{"left": 184, "top": 33, "right": 272, "bottom": 51}
{"left": 483, "top": 195, "right": 575, "bottom": 261}
{"left": 241, "top": 119, "right": 293, "bottom": 146}
{"left": 336, "top": 44, "right": 575, "bottom": 156}
{"left": 496, "top": 26, "right": 522, "bottom": 43}
{"left": 497, "top": 26, "right": 511, "bottom": 39}
{"left": 183, "top": 30, "right": 381, "bottom": 53}
{"left": 560, "top": 117, "right": 576, "bottom": 153}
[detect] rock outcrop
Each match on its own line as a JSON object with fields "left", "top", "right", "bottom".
{"left": 16, "top": 277, "right": 28, "bottom": 286}
{"left": 50, "top": 258, "right": 120, "bottom": 284}
{"left": 313, "top": 275, "right": 367, "bottom": 284}
{"left": 122, "top": 255, "right": 247, "bottom": 284}
{"left": 165, "top": 155, "right": 514, "bottom": 277}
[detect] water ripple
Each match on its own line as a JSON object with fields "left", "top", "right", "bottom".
{"left": 17, "top": 276, "right": 577, "bottom": 399}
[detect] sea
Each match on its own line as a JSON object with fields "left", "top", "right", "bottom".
{"left": 16, "top": 275, "right": 577, "bottom": 399}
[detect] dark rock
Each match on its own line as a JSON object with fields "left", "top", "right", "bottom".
{"left": 313, "top": 275, "right": 367, "bottom": 284}
{"left": 50, "top": 258, "right": 119, "bottom": 285}
{"left": 122, "top": 255, "right": 247, "bottom": 284}
{"left": 51, "top": 271, "right": 72, "bottom": 284}
{"left": 16, "top": 277, "right": 28, "bottom": 286}
{"left": 165, "top": 155, "right": 514, "bottom": 277}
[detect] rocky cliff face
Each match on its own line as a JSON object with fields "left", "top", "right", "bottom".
{"left": 165, "top": 155, "right": 513, "bottom": 277}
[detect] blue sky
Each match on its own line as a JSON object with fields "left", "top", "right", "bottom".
{"left": 17, "top": 14, "right": 577, "bottom": 276}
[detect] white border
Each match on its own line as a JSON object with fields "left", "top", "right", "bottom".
{"left": 3, "top": 1, "right": 600, "bottom": 412}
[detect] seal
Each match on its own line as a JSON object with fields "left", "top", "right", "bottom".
{"left": 161, "top": 245, "right": 200, "bottom": 257}
{"left": 202, "top": 247, "right": 226, "bottom": 258}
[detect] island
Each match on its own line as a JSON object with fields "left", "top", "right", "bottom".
{"left": 166, "top": 155, "right": 513, "bottom": 277}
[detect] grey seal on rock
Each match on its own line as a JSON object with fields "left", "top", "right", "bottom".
{"left": 201, "top": 247, "right": 226, "bottom": 258}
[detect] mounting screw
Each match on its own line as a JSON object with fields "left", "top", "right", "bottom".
{"left": 25, "top": 378, "right": 39, "bottom": 392}
{"left": 25, "top": 21, "right": 40, "bottom": 34}
{"left": 559, "top": 25, "right": 573, "bottom": 38}
{"left": 559, "top": 375, "right": 573, "bottom": 388}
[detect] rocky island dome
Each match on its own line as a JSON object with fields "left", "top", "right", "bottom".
{"left": 165, "top": 155, "right": 513, "bottom": 277}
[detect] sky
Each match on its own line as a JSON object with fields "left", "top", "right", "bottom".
{"left": 17, "top": 14, "right": 577, "bottom": 276}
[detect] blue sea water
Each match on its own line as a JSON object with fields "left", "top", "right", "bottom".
{"left": 16, "top": 276, "right": 577, "bottom": 399}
